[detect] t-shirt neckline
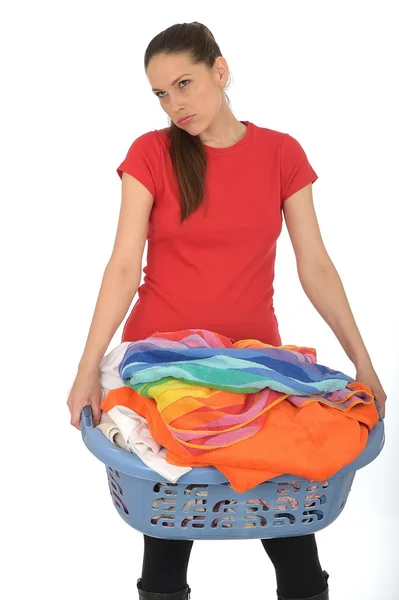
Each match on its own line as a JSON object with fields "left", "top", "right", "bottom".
{"left": 203, "top": 121, "right": 253, "bottom": 155}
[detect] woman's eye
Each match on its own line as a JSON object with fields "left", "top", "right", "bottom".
{"left": 156, "top": 80, "right": 190, "bottom": 99}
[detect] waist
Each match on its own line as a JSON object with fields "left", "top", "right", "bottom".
{"left": 122, "top": 295, "right": 281, "bottom": 346}
{"left": 137, "top": 279, "right": 275, "bottom": 313}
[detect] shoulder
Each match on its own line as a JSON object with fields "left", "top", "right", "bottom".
{"left": 250, "top": 122, "right": 298, "bottom": 152}
{"left": 116, "top": 129, "right": 163, "bottom": 185}
{"left": 128, "top": 129, "right": 161, "bottom": 150}
{"left": 132, "top": 127, "right": 172, "bottom": 155}
{"left": 254, "top": 125, "right": 314, "bottom": 170}
{"left": 122, "top": 129, "right": 163, "bottom": 166}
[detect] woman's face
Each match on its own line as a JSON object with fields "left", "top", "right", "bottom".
{"left": 146, "top": 52, "right": 226, "bottom": 133}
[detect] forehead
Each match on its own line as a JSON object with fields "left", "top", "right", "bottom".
{"left": 147, "top": 53, "right": 202, "bottom": 88}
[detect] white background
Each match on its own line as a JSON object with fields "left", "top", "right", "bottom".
{"left": 1, "top": 1, "right": 398, "bottom": 599}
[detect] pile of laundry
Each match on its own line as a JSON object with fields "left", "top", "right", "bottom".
{"left": 95, "top": 328, "right": 379, "bottom": 493}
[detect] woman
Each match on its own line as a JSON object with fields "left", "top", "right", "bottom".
{"left": 67, "top": 21, "right": 386, "bottom": 600}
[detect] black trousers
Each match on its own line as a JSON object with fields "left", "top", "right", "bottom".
{"left": 141, "top": 532, "right": 327, "bottom": 597}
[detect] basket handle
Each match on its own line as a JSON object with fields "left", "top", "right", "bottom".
{"left": 374, "top": 397, "right": 384, "bottom": 421}
{"left": 80, "top": 405, "right": 94, "bottom": 431}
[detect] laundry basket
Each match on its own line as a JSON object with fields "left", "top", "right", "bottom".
{"left": 80, "top": 402, "right": 385, "bottom": 540}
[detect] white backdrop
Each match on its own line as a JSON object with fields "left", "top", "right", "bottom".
{"left": 2, "top": 1, "right": 398, "bottom": 599}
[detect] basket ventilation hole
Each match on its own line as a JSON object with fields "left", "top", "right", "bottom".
{"left": 246, "top": 499, "right": 269, "bottom": 511}
{"left": 151, "top": 514, "right": 175, "bottom": 527}
{"left": 277, "top": 481, "right": 301, "bottom": 492}
{"left": 107, "top": 473, "right": 123, "bottom": 495}
{"left": 302, "top": 510, "right": 323, "bottom": 523}
{"left": 213, "top": 499, "right": 237, "bottom": 513}
{"left": 152, "top": 497, "right": 177, "bottom": 510}
{"left": 182, "top": 499, "right": 207, "bottom": 513}
{"left": 181, "top": 516, "right": 205, "bottom": 528}
{"left": 273, "top": 513, "right": 295, "bottom": 526}
{"left": 183, "top": 484, "right": 209, "bottom": 496}
{"left": 111, "top": 491, "right": 129, "bottom": 515}
{"left": 153, "top": 482, "right": 178, "bottom": 493}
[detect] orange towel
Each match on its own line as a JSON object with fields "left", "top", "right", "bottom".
{"left": 101, "top": 385, "right": 379, "bottom": 493}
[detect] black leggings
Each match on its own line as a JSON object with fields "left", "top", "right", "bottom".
{"left": 141, "top": 532, "right": 326, "bottom": 597}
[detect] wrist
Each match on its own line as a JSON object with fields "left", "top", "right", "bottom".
{"left": 77, "top": 362, "right": 100, "bottom": 377}
{"left": 354, "top": 355, "right": 373, "bottom": 370}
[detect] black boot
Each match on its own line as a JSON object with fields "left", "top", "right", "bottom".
{"left": 137, "top": 578, "right": 191, "bottom": 600}
{"left": 277, "top": 570, "right": 329, "bottom": 600}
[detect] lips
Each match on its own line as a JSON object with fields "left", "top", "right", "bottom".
{"left": 178, "top": 114, "right": 195, "bottom": 124}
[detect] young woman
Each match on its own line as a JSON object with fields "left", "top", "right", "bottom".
{"left": 67, "top": 21, "right": 386, "bottom": 600}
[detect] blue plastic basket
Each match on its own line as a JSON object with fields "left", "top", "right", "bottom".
{"left": 80, "top": 402, "right": 385, "bottom": 540}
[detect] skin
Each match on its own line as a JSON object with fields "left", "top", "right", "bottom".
{"left": 146, "top": 51, "right": 248, "bottom": 148}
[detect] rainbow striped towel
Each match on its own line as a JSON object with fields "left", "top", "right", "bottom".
{"left": 117, "top": 329, "right": 375, "bottom": 452}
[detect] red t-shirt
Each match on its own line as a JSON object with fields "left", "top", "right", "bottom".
{"left": 116, "top": 120, "right": 318, "bottom": 345}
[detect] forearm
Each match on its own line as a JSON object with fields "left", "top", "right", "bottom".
{"left": 77, "top": 263, "right": 139, "bottom": 374}
{"left": 297, "top": 261, "right": 372, "bottom": 369}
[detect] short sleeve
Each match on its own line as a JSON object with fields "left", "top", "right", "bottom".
{"left": 116, "top": 131, "right": 159, "bottom": 198}
{"left": 280, "top": 133, "right": 318, "bottom": 203}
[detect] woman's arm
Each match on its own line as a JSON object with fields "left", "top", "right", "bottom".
{"left": 77, "top": 172, "right": 154, "bottom": 374}
{"left": 283, "top": 183, "right": 387, "bottom": 416}
{"left": 77, "top": 264, "right": 139, "bottom": 375}
{"left": 297, "top": 260, "right": 371, "bottom": 367}
{"left": 282, "top": 183, "right": 370, "bottom": 366}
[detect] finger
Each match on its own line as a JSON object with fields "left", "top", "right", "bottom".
{"left": 91, "top": 403, "right": 102, "bottom": 426}
{"left": 71, "top": 408, "right": 83, "bottom": 430}
{"left": 70, "top": 418, "right": 81, "bottom": 431}
{"left": 376, "top": 399, "right": 385, "bottom": 419}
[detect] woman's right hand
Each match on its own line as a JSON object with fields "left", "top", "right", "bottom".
{"left": 67, "top": 368, "right": 103, "bottom": 430}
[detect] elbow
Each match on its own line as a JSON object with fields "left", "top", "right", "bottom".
{"left": 297, "top": 255, "right": 336, "bottom": 284}
{"left": 106, "top": 260, "right": 141, "bottom": 286}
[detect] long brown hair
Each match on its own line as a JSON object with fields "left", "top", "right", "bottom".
{"left": 144, "top": 22, "right": 232, "bottom": 224}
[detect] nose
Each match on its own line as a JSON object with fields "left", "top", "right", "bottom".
{"left": 170, "top": 100, "right": 187, "bottom": 115}
{"left": 165, "top": 95, "right": 188, "bottom": 120}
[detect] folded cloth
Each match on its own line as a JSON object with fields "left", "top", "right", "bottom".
{"left": 99, "top": 405, "right": 192, "bottom": 482}
{"left": 97, "top": 342, "right": 192, "bottom": 482}
{"left": 100, "top": 328, "right": 380, "bottom": 493}
{"left": 66, "top": 341, "right": 193, "bottom": 481}
{"left": 97, "top": 412, "right": 131, "bottom": 451}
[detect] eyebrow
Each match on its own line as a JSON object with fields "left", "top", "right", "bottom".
{"left": 151, "top": 73, "right": 192, "bottom": 92}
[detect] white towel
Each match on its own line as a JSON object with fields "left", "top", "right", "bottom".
{"left": 99, "top": 342, "right": 131, "bottom": 400}
{"left": 97, "top": 343, "right": 192, "bottom": 482}
{"left": 96, "top": 411, "right": 131, "bottom": 451}
{"left": 99, "top": 405, "right": 192, "bottom": 482}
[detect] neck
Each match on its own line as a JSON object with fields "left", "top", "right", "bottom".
{"left": 199, "top": 105, "right": 247, "bottom": 148}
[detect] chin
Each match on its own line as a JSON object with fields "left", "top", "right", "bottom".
{"left": 177, "top": 124, "right": 198, "bottom": 135}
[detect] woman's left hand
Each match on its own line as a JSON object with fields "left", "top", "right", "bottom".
{"left": 356, "top": 362, "right": 387, "bottom": 418}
